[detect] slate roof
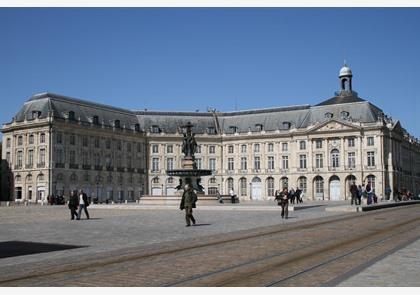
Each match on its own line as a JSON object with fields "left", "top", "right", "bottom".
{"left": 9, "top": 91, "right": 385, "bottom": 134}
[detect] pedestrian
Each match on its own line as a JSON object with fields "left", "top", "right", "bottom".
{"left": 366, "top": 183, "right": 373, "bottom": 205}
{"left": 277, "top": 188, "right": 289, "bottom": 219}
{"left": 229, "top": 189, "right": 236, "bottom": 204}
{"left": 385, "top": 186, "right": 392, "bottom": 201}
{"left": 77, "top": 189, "right": 90, "bottom": 220}
{"left": 357, "top": 185, "right": 363, "bottom": 205}
{"left": 68, "top": 190, "right": 79, "bottom": 220}
{"left": 289, "top": 188, "right": 295, "bottom": 204}
{"left": 295, "top": 188, "right": 303, "bottom": 204}
{"left": 350, "top": 182, "right": 358, "bottom": 205}
{"left": 180, "top": 184, "right": 197, "bottom": 227}
{"left": 216, "top": 190, "right": 223, "bottom": 204}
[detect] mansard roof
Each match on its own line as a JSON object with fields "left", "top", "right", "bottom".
{"left": 9, "top": 91, "right": 385, "bottom": 134}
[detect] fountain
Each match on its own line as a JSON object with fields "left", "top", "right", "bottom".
{"left": 166, "top": 121, "right": 212, "bottom": 193}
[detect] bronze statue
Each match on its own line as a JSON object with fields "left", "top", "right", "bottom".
{"left": 181, "top": 122, "right": 197, "bottom": 157}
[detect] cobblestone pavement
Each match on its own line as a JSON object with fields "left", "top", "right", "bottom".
{"left": 338, "top": 238, "right": 420, "bottom": 287}
{"left": 0, "top": 202, "right": 342, "bottom": 267}
{"left": 0, "top": 203, "right": 418, "bottom": 286}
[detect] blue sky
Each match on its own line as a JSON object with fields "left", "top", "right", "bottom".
{"left": 0, "top": 8, "right": 419, "bottom": 138}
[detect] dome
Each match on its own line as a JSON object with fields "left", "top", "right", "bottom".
{"left": 339, "top": 65, "right": 352, "bottom": 77}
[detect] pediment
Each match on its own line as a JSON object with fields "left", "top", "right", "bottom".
{"left": 308, "top": 119, "right": 360, "bottom": 133}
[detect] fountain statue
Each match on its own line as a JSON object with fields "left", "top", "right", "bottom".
{"left": 166, "top": 121, "right": 212, "bottom": 192}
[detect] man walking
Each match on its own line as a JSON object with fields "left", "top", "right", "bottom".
{"left": 350, "top": 182, "right": 358, "bottom": 205}
{"left": 275, "top": 188, "right": 289, "bottom": 219}
{"left": 77, "top": 189, "right": 90, "bottom": 220}
{"left": 180, "top": 184, "right": 197, "bottom": 227}
{"left": 68, "top": 190, "right": 79, "bottom": 220}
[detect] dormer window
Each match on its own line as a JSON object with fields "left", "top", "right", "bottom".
{"left": 255, "top": 124, "right": 263, "bottom": 131}
{"left": 93, "top": 115, "right": 99, "bottom": 125}
{"left": 68, "top": 111, "right": 76, "bottom": 121}
{"left": 229, "top": 126, "right": 238, "bottom": 133}
{"left": 340, "top": 111, "right": 349, "bottom": 120}
{"left": 114, "top": 120, "right": 121, "bottom": 129}
{"left": 282, "top": 122, "right": 291, "bottom": 129}
{"left": 207, "top": 127, "right": 216, "bottom": 134}
{"left": 32, "top": 111, "right": 41, "bottom": 119}
{"left": 325, "top": 112, "right": 333, "bottom": 119}
{"left": 151, "top": 125, "right": 160, "bottom": 133}
{"left": 134, "top": 124, "right": 140, "bottom": 132}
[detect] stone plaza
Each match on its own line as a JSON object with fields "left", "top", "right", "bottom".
{"left": 0, "top": 202, "right": 419, "bottom": 286}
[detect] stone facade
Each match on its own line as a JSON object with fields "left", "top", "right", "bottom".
{"left": 2, "top": 66, "right": 420, "bottom": 202}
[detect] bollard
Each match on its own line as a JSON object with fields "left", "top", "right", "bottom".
{"left": 111, "top": 201, "right": 114, "bottom": 205}
{"left": 125, "top": 200, "right": 128, "bottom": 204}
{"left": 6, "top": 201, "right": 10, "bottom": 207}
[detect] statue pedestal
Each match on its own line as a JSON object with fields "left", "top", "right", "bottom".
{"left": 182, "top": 156, "right": 195, "bottom": 170}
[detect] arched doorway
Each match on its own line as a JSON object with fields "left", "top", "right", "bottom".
{"left": 313, "top": 176, "right": 324, "bottom": 200}
{"left": 329, "top": 175, "right": 341, "bottom": 201}
{"left": 251, "top": 177, "right": 262, "bottom": 200}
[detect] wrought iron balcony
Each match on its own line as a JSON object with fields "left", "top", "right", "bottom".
{"left": 55, "top": 163, "right": 65, "bottom": 168}
{"left": 82, "top": 165, "right": 91, "bottom": 170}
{"left": 37, "top": 163, "right": 45, "bottom": 168}
{"left": 69, "top": 163, "right": 79, "bottom": 169}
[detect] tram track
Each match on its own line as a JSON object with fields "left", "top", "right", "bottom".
{"left": 1, "top": 205, "right": 419, "bottom": 286}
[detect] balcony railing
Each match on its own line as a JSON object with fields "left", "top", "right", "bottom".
{"left": 94, "top": 165, "right": 103, "bottom": 171}
{"left": 364, "top": 165, "right": 377, "bottom": 170}
{"left": 55, "top": 163, "right": 65, "bottom": 168}
{"left": 106, "top": 166, "right": 114, "bottom": 171}
{"left": 117, "top": 167, "right": 125, "bottom": 172}
{"left": 25, "top": 164, "right": 33, "bottom": 169}
{"left": 328, "top": 166, "right": 340, "bottom": 172}
{"left": 344, "top": 165, "right": 356, "bottom": 171}
{"left": 82, "top": 165, "right": 91, "bottom": 170}
{"left": 127, "top": 168, "right": 135, "bottom": 173}
{"left": 14, "top": 165, "right": 23, "bottom": 170}
{"left": 37, "top": 163, "right": 45, "bottom": 168}
{"left": 69, "top": 163, "right": 79, "bottom": 169}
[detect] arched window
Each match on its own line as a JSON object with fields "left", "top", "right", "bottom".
{"left": 314, "top": 176, "right": 324, "bottom": 194}
{"left": 70, "top": 173, "right": 77, "bottom": 183}
{"left": 15, "top": 174, "right": 22, "bottom": 182}
{"left": 239, "top": 178, "right": 247, "bottom": 196}
{"left": 37, "top": 173, "right": 45, "bottom": 182}
{"left": 227, "top": 178, "right": 234, "bottom": 192}
{"left": 331, "top": 149, "right": 340, "bottom": 168}
{"left": 267, "top": 177, "right": 274, "bottom": 197}
{"left": 114, "top": 120, "right": 121, "bottom": 129}
{"left": 152, "top": 177, "right": 159, "bottom": 184}
{"left": 93, "top": 115, "right": 99, "bottom": 125}
{"left": 298, "top": 176, "right": 307, "bottom": 193}
{"left": 26, "top": 174, "right": 32, "bottom": 182}
{"left": 281, "top": 177, "right": 288, "bottom": 190}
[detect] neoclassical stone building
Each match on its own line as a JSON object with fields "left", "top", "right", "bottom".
{"left": 2, "top": 65, "right": 420, "bottom": 202}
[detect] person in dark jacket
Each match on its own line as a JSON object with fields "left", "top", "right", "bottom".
{"left": 68, "top": 190, "right": 79, "bottom": 220}
{"left": 180, "top": 184, "right": 197, "bottom": 227}
{"left": 77, "top": 189, "right": 90, "bottom": 220}
{"left": 289, "top": 188, "right": 295, "bottom": 204}
{"left": 350, "top": 182, "right": 358, "bottom": 205}
{"left": 275, "top": 188, "right": 289, "bottom": 219}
